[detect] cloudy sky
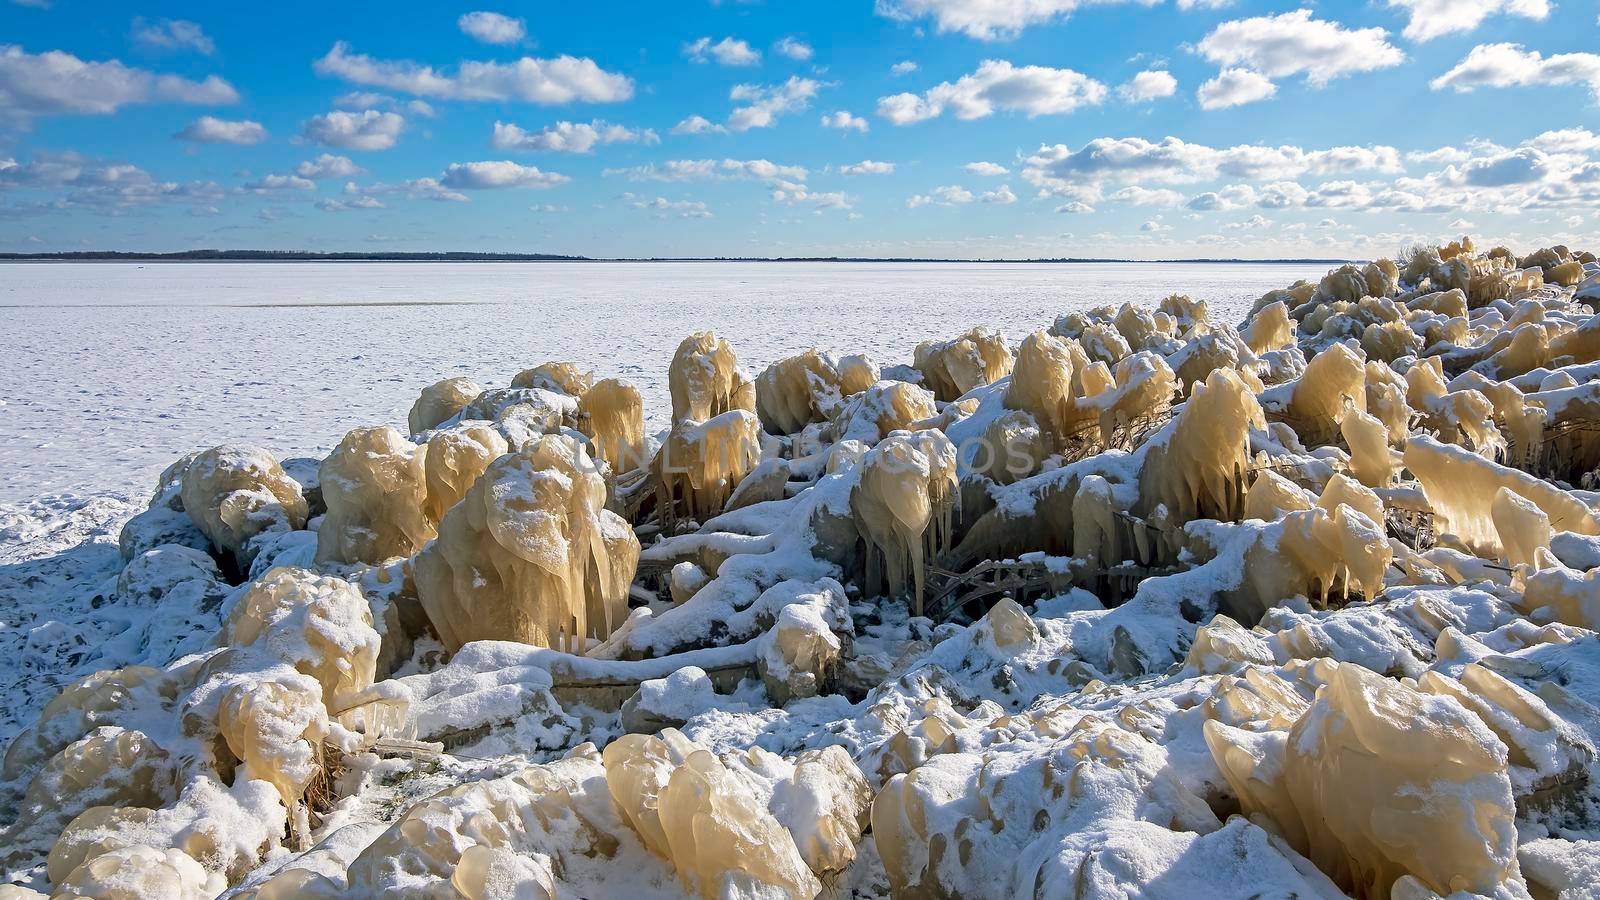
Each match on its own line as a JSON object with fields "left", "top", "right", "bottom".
{"left": 1, "top": 0, "right": 1597, "bottom": 258}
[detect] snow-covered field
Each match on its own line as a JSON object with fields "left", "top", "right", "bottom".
{"left": 37, "top": 254, "right": 1600, "bottom": 897}
{"left": 0, "top": 261, "right": 1325, "bottom": 503}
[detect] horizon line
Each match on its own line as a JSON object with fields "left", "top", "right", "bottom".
{"left": 0, "top": 249, "right": 1359, "bottom": 265}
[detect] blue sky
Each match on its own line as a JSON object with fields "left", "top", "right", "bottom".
{"left": 1, "top": 0, "right": 1597, "bottom": 258}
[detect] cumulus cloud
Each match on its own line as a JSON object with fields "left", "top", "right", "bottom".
{"left": 1197, "top": 68, "right": 1276, "bottom": 109}
{"left": 1431, "top": 43, "right": 1600, "bottom": 99}
{"left": 623, "top": 192, "right": 713, "bottom": 218}
{"left": 602, "top": 158, "right": 807, "bottom": 183}
{"left": 314, "top": 42, "right": 633, "bottom": 104}
{"left": 1454, "top": 146, "right": 1551, "bottom": 186}
{"left": 242, "top": 174, "right": 315, "bottom": 193}
{"left": 302, "top": 109, "right": 405, "bottom": 150}
{"left": 840, "top": 160, "right": 895, "bottom": 175}
{"left": 1118, "top": 69, "right": 1177, "bottom": 102}
{"left": 295, "top": 154, "right": 364, "bottom": 179}
{"left": 0, "top": 45, "right": 237, "bottom": 124}
{"left": 0, "top": 152, "right": 224, "bottom": 210}
{"left": 891, "top": 60, "right": 918, "bottom": 76}
{"left": 772, "top": 185, "right": 852, "bottom": 211}
{"left": 457, "top": 11, "right": 526, "bottom": 45}
{"left": 980, "top": 184, "right": 1017, "bottom": 203}
{"left": 491, "top": 120, "right": 659, "bottom": 153}
{"left": 1195, "top": 11, "right": 1404, "bottom": 99}
{"left": 1109, "top": 185, "right": 1184, "bottom": 205}
{"left": 316, "top": 195, "right": 384, "bottom": 211}
{"left": 1021, "top": 136, "right": 1406, "bottom": 200}
{"left": 1382, "top": 0, "right": 1548, "bottom": 42}
{"left": 440, "top": 160, "right": 569, "bottom": 189}
{"left": 175, "top": 116, "right": 267, "bottom": 145}
{"left": 728, "top": 77, "right": 821, "bottom": 131}
{"left": 875, "top": 0, "right": 1154, "bottom": 40}
{"left": 908, "top": 184, "right": 1018, "bottom": 207}
{"left": 670, "top": 114, "right": 726, "bottom": 135}
{"left": 131, "top": 18, "right": 215, "bottom": 55}
{"left": 965, "top": 161, "right": 1010, "bottom": 175}
{"left": 820, "top": 110, "right": 870, "bottom": 132}
{"left": 684, "top": 37, "right": 760, "bottom": 66}
{"left": 773, "top": 37, "right": 813, "bottom": 61}
{"left": 347, "top": 177, "right": 468, "bottom": 203}
{"left": 877, "top": 59, "right": 1106, "bottom": 124}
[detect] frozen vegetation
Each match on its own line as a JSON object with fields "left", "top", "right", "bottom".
{"left": 2, "top": 244, "right": 1600, "bottom": 898}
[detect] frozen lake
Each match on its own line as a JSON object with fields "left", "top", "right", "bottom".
{"left": 0, "top": 260, "right": 1331, "bottom": 502}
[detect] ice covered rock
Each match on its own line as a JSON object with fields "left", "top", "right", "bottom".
{"left": 415, "top": 435, "right": 639, "bottom": 652}
{"left": 316, "top": 425, "right": 433, "bottom": 565}
{"left": 179, "top": 445, "right": 308, "bottom": 566}
{"left": 852, "top": 429, "right": 957, "bottom": 614}
{"left": 407, "top": 376, "right": 482, "bottom": 435}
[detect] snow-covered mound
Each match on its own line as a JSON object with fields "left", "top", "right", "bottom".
{"left": 4, "top": 239, "right": 1600, "bottom": 898}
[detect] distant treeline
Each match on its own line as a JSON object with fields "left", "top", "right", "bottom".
{"left": 0, "top": 249, "right": 1354, "bottom": 264}
{"left": 0, "top": 249, "right": 590, "bottom": 262}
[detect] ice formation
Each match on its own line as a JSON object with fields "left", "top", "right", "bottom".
{"left": 415, "top": 434, "right": 639, "bottom": 652}
{"left": 315, "top": 426, "right": 433, "bottom": 565}
{"left": 9, "top": 239, "right": 1600, "bottom": 900}
{"left": 176, "top": 446, "right": 308, "bottom": 567}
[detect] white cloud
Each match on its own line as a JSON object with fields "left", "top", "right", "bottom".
{"left": 774, "top": 37, "right": 813, "bottom": 61}
{"left": 440, "top": 160, "right": 569, "bottom": 189}
{"left": 1118, "top": 69, "right": 1176, "bottom": 102}
{"left": 980, "top": 184, "right": 1017, "bottom": 203}
{"left": 350, "top": 178, "right": 468, "bottom": 203}
{"left": 0, "top": 152, "right": 224, "bottom": 209}
{"left": 875, "top": 0, "right": 1155, "bottom": 40}
{"left": 0, "top": 45, "right": 237, "bottom": 124}
{"left": 457, "top": 11, "right": 526, "bottom": 45}
{"left": 729, "top": 77, "right": 821, "bottom": 131}
{"left": 772, "top": 185, "right": 852, "bottom": 211}
{"left": 670, "top": 114, "right": 726, "bottom": 135}
{"left": 908, "top": 185, "right": 975, "bottom": 207}
{"left": 242, "top": 174, "right": 315, "bottom": 193}
{"left": 131, "top": 18, "right": 215, "bottom": 55}
{"left": 1454, "top": 146, "right": 1551, "bottom": 186}
{"left": 1527, "top": 128, "right": 1600, "bottom": 154}
{"left": 1021, "top": 136, "right": 1406, "bottom": 197}
{"left": 492, "top": 120, "right": 659, "bottom": 153}
{"left": 891, "top": 61, "right": 918, "bottom": 76}
{"left": 684, "top": 37, "right": 761, "bottom": 66}
{"left": 602, "top": 158, "right": 807, "bottom": 184}
{"left": 1196, "top": 11, "right": 1404, "bottom": 87}
{"left": 175, "top": 116, "right": 267, "bottom": 145}
{"left": 314, "top": 42, "right": 633, "bottom": 104}
{"left": 821, "top": 110, "right": 870, "bottom": 132}
{"left": 623, "top": 193, "right": 713, "bottom": 219}
{"left": 1109, "top": 186, "right": 1184, "bottom": 205}
{"left": 878, "top": 59, "right": 1106, "bottom": 124}
{"left": 1056, "top": 200, "right": 1095, "bottom": 214}
{"left": 1382, "top": 0, "right": 1548, "bottom": 42}
{"left": 302, "top": 109, "right": 405, "bottom": 150}
{"left": 965, "top": 161, "right": 1010, "bottom": 176}
{"left": 1197, "top": 68, "right": 1277, "bottom": 109}
{"left": 316, "top": 195, "right": 383, "bottom": 211}
{"left": 295, "top": 154, "right": 364, "bottom": 179}
{"left": 1431, "top": 43, "right": 1600, "bottom": 99}
{"left": 1139, "top": 219, "right": 1171, "bottom": 233}
{"left": 840, "top": 160, "right": 895, "bottom": 175}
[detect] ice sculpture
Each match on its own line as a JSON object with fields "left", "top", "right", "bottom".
{"left": 576, "top": 377, "right": 646, "bottom": 474}
{"left": 407, "top": 376, "right": 482, "bottom": 434}
{"left": 421, "top": 423, "right": 510, "bottom": 524}
{"left": 179, "top": 446, "right": 308, "bottom": 564}
{"left": 669, "top": 331, "right": 755, "bottom": 422}
{"left": 415, "top": 435, "right": 639, "bottom": 652}
{"left": 852, "top": 429, "right": 958, "bottom": 613}
{"left": 316, "top": 425, "right": 433, "bottom": 565}
{"left": 914, "top": 327, "right": 1014, "bottom": 401}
